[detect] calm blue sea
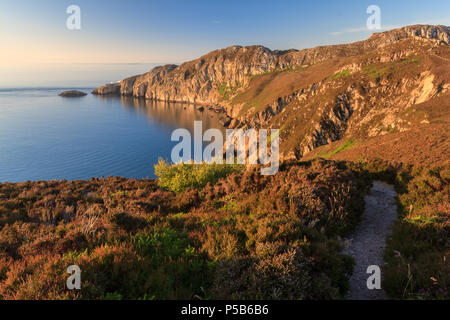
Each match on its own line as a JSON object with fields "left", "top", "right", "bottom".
{"left": 0, "top": 86, "right": 223, "bottom": 182}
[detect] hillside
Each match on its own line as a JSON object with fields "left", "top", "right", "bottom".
{"left": 1, "top": 24, "right": 448, "bottom": 300}
{"left": 93, "top": 24, "right": 450, "bottom": 166}
{"left": 0, "top": 160, "right": 369, "bottom": 299}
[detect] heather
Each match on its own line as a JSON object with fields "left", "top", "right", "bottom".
{"left": 0, "top": 159, "right": 367, "bottom": 299}
{"left": 350, "top": 159, "right": 449, "bottom": 300}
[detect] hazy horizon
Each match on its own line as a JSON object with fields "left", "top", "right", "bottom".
{"left": 0, "top": 63, "right": 164, "bottom": 88}
{"left": 1, "top": 0, "right": 449, "bottom": 71}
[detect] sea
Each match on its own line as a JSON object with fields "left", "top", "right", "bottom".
{"left": 0, "top": 63, "right": 223, "bottom": 182}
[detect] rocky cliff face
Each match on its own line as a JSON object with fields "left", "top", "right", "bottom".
{"left": 286, "top": 70, "right": 446, "bottom": 158}
{"left": 93, "top": 24, "right": 450, "bottom": 160}
{"left": 93, "top": 25, "right": 449, "bottom": 101}
{"left": 94, "top": 46, "right": 290, "bottom": 104}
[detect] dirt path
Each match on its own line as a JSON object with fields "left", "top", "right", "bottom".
{"left": 342, "top": 181, "right": 397, "bottom": 300}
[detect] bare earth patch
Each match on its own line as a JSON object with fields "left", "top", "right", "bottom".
{"left": 343, "top": 181, "right": 398, "bottom": 300}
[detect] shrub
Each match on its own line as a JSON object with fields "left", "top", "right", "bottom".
{"left": 154, "top": 159, "right": 243, "bottom": 193}
{"left": 0, "top": 160, "right": 369, "bottom": 300}
{"left": 354, "top": 159, "right": 449, "bottom": 300}
{"left": 110, "top": 212, "right": 147, "bottom": 232}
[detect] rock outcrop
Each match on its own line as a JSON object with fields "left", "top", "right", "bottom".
{"left": 92, "top": 24, "right": 450, "bottom": 160}
{"left": 92, "top": 83, "right": 121, "bottom": 95}
{"left": 59, "top": 90, "right": 87, "bottom": 97}
{"left": 93, "top": 25, "right": 449, "bottom": 103}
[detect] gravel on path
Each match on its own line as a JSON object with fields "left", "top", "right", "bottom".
{"left": 343, "top": 181, "right": 398, "bottom": 300}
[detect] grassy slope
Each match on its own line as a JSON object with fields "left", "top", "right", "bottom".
{"left": 304, "top": 90, "right": 450, "bottom": 167}
{"left": 227, "top": 40, "right": 449, "bottom": 161}
{"left": 230, "top": 58, "right": 348, "bottom": 116}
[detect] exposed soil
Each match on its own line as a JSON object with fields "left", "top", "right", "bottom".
{"left": 343, "top": 181, "right": 398, "bottom": 300}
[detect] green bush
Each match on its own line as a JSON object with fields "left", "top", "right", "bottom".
{"left": 154, "top": 159, "right": 243, "bottom": 193}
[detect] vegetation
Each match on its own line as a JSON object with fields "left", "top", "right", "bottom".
{"left": 231, "top": 59, "right": 332, "bottom": 116}
{"left": 362, "top": 55, "right": 421, "bottom": 80}
{"left": 247, "top": 66, "right": 302, "bottom": 79}
{"left": 362, "top": 64, "right": 393, "bottom": 80}
{"left": 328, "top": 69, "right": 351, "bottom": 81}
{"left": 1, "top": 27, "right": 448, "bottom": 301}
{"left": 0, "top": 156, "right": 447, "bottom": 300}
{"left": 0, "top": 160, "right": 369, "bottom": 300}
{"left": 217, "top": 82, "right": 243, "bottom": 101}
{"left": 319, "top": 139, "right": 355, "bottom": 159}
{"left": 351, "top": 159, "right": 449, "bottom": 300}
{"left": 154, "top": 159, "right": 243, "bottom": 193}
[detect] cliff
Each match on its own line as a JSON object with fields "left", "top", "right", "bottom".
{"left": 93, "top": 24, "right": 450, "bottom": 163}
{"left": 93, "top": 25, "right": 449, "bottom": 100}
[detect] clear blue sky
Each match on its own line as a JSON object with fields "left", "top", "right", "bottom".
{"left": 1, "top": 0, "right": 449, "bottom": 66}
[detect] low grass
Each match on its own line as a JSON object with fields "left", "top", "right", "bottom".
{"left": 363, "top": 64, "right": 393, "bottom": 80}
{"left": 217, "top": 82, "right": 242, "bottom": 101}
{"left": 327, "top": 69, "right": 351, "bottom": 81}
{"left": 247, "top": 66, "right": 303, "bottom": 79}
{"left": 319, "top": 139, "right": 355, "bottom": 159}
{"left": 362, "top": 54, "right": 421, "bottom": 80}
{"left": 230, "top": 59, "right": 339, "bottom": 116}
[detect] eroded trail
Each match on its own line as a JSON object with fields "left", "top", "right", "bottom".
{"left": 343, "top": 181, "right": 398, "bottom": 300}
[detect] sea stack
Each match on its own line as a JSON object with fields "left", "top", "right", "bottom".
{"left": 59, "top": 90, "right": 88, "bottom": 97}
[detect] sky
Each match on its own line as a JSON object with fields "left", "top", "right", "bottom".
{"left": 0, "top": 0, "right": 449, "bottom": 67}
